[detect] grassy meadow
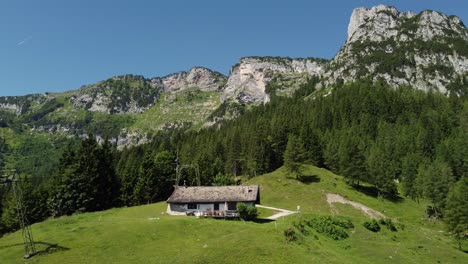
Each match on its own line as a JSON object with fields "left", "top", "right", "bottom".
{"left": 0, "top": 165, "right": 466, "bottom": 263}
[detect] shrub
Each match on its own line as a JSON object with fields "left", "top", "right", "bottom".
{"left": 292, "top": 221, "right": 310, "bottom": 235}
{"left": 306, "top": 216, "right": 352, "bottom": 240}
{"left": 379, "top": 218, "right": 397, "bottom": 232}
{"left": 284, "top": 227, "right": 298, "bottom": 242}
{"left": 237, "top": 202, "right": 258, "bottom": 221}
{"left": 364, "top": 220, "right": 381, "bottom": 232}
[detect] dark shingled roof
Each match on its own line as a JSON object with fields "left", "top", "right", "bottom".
{"left": 167, "top": 185, "right": 259, "bottom": 203}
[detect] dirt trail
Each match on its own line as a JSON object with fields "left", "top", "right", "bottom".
{"left": 255, "top": 204, "right": 296, "bottom": 220}
{"left": 326, "top": 193, "right": 386, "bottom": 219}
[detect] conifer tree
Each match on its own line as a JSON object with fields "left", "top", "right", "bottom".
{"left": 422, "top": 159, "right": 455, "bottom": 214}
{"left": 367, "top": 144, "right": 398, "bottom": 196}
{"left": 444, "top": 176, "right": 468, "bottom": 249}
{"left": 283, "top": 134, "right": 306, "bottom": 179}
{"left": 134, "top": 153, "right": 157, "bottom": 204}
{"left": 401, "top": 153, "right": 420, "bottom": 200}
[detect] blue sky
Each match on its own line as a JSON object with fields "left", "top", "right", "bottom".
{"left": 1, "top": 0, "right": 467, "bottom": 96}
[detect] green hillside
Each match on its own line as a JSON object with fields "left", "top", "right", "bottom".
{"left": 131, "top": 87, "right": 221, "bottom": 132}
{"left": 1, "top": 165, "right": 465, "bottom": 264}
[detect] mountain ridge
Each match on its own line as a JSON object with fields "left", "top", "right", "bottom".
{"left": 0, "top": 5, "right": 466, "bottom": 146}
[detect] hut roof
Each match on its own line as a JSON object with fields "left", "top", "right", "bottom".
{"left": 167, "top": 185, "right": 259, "bottom": 203}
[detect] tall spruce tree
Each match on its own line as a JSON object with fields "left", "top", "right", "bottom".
{"left": 444, "top": 176, "right": 468, "bottom": 249}
{"left": 401, "top": 153, "right": 421, "bottom": 200}
{"left": 283, "top": 134, "right": 306, "bottom": 179}
{"left": 422, "top": 159, "right": 455, "bottom": 214}
{"left": 367, "top": 144, "right": 398, "bottom": 196}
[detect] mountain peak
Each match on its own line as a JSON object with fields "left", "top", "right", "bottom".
{"left": 347, "top": 5, "right": 403, "bottom": 43}
{"left": 347, "top": 5, "right": 466, "bottom": 44}
{"left": 327, "top": 5, "right": 468, "bottom": 95}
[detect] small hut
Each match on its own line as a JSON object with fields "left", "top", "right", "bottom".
{"left": 166, "top": 185, "right": 260, "bottom": 218}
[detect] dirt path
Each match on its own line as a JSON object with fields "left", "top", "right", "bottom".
{"left": 326, "top": 193, "right": 386, "bottom": 219}
{"left": 255, "top": 204, "right": 296, "bottom": 220}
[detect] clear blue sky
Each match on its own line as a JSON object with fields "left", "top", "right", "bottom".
{"left": 1, "top": 0, "right": 466, "bottom": 96}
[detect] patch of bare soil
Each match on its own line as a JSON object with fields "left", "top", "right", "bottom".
{"left": 326, "top": 193, "right": 386, "bottom": 219}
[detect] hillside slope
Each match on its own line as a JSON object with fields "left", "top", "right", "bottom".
{"left": 0, "top": 165, "right": 465, "bottom": 264}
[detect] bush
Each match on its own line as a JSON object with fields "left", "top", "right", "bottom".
{"left": 306, "top": 216, "right": 352, "bottom": 240}
{"left": 292, "top": 221, "right": 310, "bottom": 235}
{"left": 284, "top": 227, "right": 298, "bottom": 242}
{"left": 379, "top": 218, "right": 397, "bottom": 232}
{"left": 237, "top": 202, "right": 258, "bottom": 221}
{"left": 364, "top": 220, "right": 381, "bottom": 232}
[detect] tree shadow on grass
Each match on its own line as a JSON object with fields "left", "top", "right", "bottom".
{"left": 0, "top": 241, "right": 70, "bottom": 258}
{"left": 351, "top": 184, "right": 403, "bottom": 203}
{"left": 297, "top": 174, "right": 321, "bottom": 185}
{"left": 34, "top": 241, "right": 70, "bottom": 256}
{"left": 252, "top": 218, "right": 275, "bottom": 224}
{"left": 0, "top": 242, "right": 23, "bottom": 250}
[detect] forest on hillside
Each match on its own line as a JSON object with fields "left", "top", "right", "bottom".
{"left": 0, "top": 78, "right": 466, "bottom": 240}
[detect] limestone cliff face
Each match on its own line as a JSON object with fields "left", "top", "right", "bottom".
{"left": 157, "top": 67, "right": 226, "bottom": 93}
{"left": 327, "top": 5, "right": 468, "bottom": 94}
{"left": 222, "top": 57, "right": 327, "bottom": 104}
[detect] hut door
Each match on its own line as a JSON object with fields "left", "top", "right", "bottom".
{"left": 214, "top": 203, "right": 219, "bottom": 210}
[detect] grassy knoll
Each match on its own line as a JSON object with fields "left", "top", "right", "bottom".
{"left": 0, "top": 165, "right": 466, "bottom": 263}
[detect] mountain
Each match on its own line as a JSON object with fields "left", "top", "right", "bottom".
{"left": 0, "top": 68, "right": 227, "bottom": 147}
{"left": 0, "top": 5, "right": 466, "bottom": 145}
{"left": 326, "top": 5, "right": 468, "bottom": 94}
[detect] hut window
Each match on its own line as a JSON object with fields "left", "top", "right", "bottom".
{"left": 188, "top": 203, "right": 197, "bottom": 209}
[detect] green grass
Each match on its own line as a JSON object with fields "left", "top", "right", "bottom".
{"left": 131, "top": 87, "right": 221, "bottom": 132}
{"left": 0, "top": 165, "right": 466, "bottom": 263}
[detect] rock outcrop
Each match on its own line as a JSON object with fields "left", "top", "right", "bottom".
{"left": 222, "top": 57, "right": 327, "bottom": 104}
{"left": 155, "top": 67, "right": 227, "bottom": 93}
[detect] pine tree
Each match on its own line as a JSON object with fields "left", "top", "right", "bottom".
{"left": 283, "top": 134, "right": 306, "bottom": 179}
{"left": 75, "top": 134, "right": 100, "bottom": 212}
{"left": 48, "top": 144, "right": 80, "bottom": 216}
{"left": 300, "top": 123, "right": 323, "bottom": 167}
{"left": 367, "top": 144, "right": 398, "bottom": 197}
{"left": 117, "top": 147, "right": 144, "bottom": 206}
{"left": 153, "top": 151, "right": 175, "bottom": 200}
{"left": 423, "top": 159, "right": 455, "bottom": 214}
{"left": 95, "top": 138, "right": 118, "bottom": 210}
{"left": 134, "top": 153, "right": 157, "bottom": 204}
{"left": 338, "top": 129, "right": 367, "bottom": 185}
{"left": 444, "top": 176, "right": 468, "bottom": 249}
{"left": 401, "top": 153, "right": 420, "bottom": 200}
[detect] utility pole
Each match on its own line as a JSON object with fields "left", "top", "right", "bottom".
{"left": 0, "top": 170, "right": 36, "bottom": 259}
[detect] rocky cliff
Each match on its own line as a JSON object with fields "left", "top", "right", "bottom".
{"left": 327, "top": 5, "right": 468, "bottom": 94}
{"left": 221, "top": 57, "right": 327, "bottom": 104}
{"left": 154, "top": 67, "right": 226, "bottom": 93}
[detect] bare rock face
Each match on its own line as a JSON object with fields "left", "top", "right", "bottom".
{"left": 347, "top": 5, "right": 409, "bottom": 44}
{"left": 328, "top": 5, "right": 468, "bottom": 94}
{"left": 158, "top": 67, "right": 227, "bottom": 93}
{"left": 222, "top": 57, "right": 327, "bottom": 104}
